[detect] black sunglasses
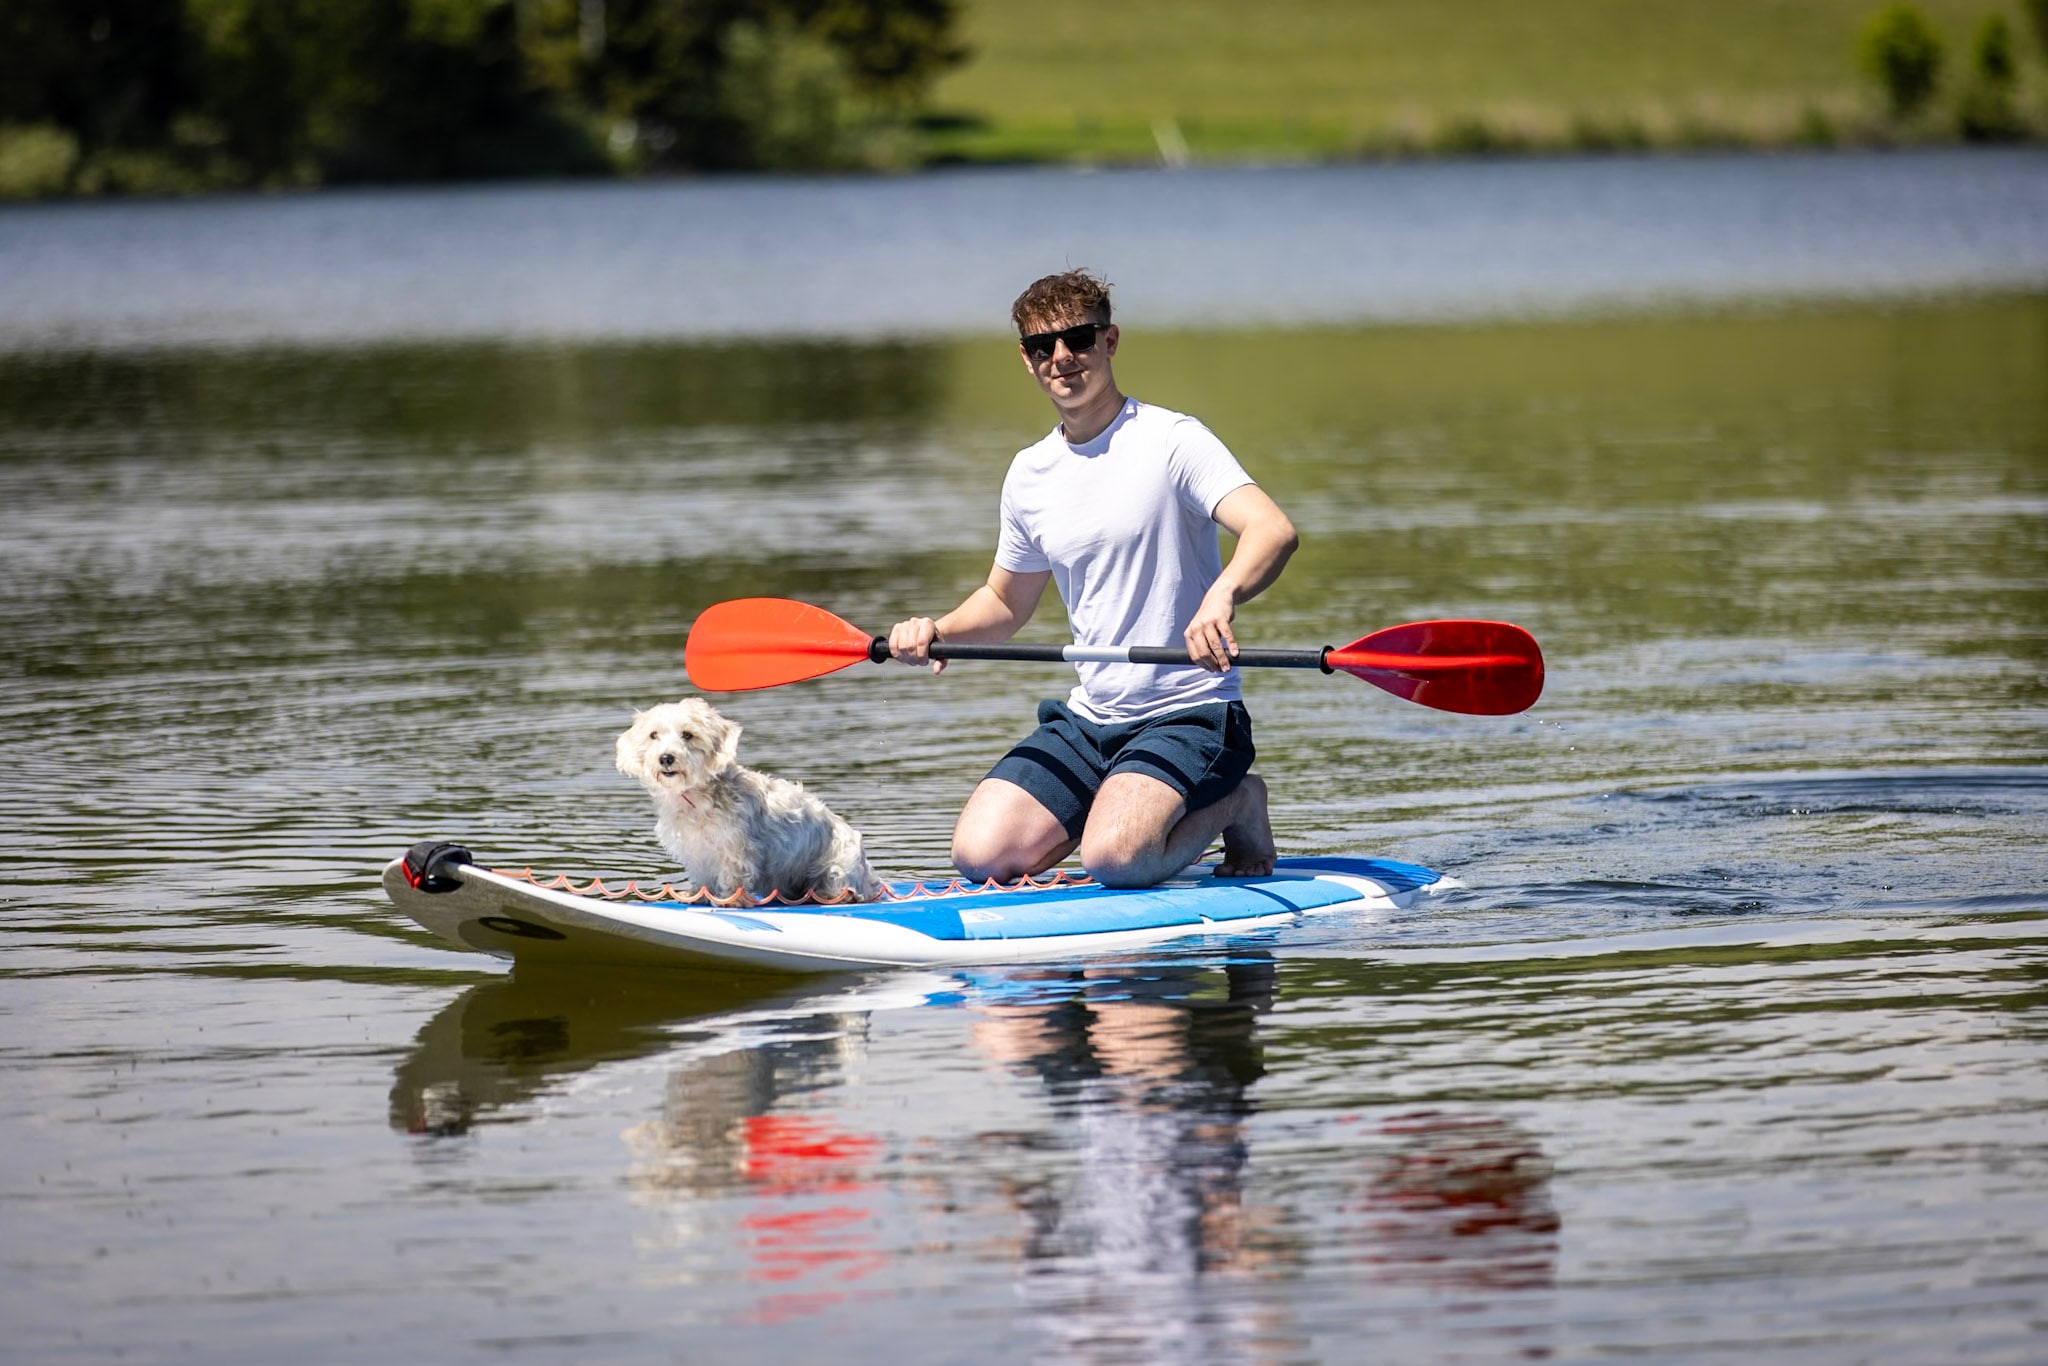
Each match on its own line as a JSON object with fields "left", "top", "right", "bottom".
{"left": 1020, "top": 321, "right": 1108, "bottom": 362}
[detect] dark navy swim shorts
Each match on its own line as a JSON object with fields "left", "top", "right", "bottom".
{"left": 987, "top": 698, "right": 1257, "bottom": 840}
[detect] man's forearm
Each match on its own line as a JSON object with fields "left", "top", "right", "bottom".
{"left": 1216, "top": 517, "right": 1300, "bottom": 604}
{"left": 937, "top": 582, "right": 1035, "bottom": 643}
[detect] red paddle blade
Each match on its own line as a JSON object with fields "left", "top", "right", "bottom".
{"left": 684, "top": 598, "right": 875, "bottom": 691}
{"left": 1327, "top": 620, "right": 1544, "bottom": 715}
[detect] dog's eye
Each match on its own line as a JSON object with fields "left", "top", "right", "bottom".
{"left": 678, "top": 731, "right": 695, "bottom": 743}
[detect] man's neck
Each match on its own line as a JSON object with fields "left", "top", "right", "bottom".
{"left": 1058, "top": 386, "right": 1127, "bottom": 445}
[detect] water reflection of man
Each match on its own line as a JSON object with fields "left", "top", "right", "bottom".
{"left": 888, "top": 269, "right": 1300, "bottom": 889}
{"left": 971, "top": 961, "right": 1298, "bottom": 1361}
{"left": 969, "top": 962, "right": 1562, "bottom": 1360}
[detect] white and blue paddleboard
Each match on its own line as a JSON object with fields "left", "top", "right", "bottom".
{"left": 384, "top": 842, "right": 1449, "bottom": 974}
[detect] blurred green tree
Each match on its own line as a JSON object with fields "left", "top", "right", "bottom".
{"left": 2022, "top": 0, "right": 2048, "bottom": 60}
{"left": 0, "top": 0, "right": 191, "bottom": 182}
{"left": 1956, "top": 12, "right": 2024, "bottom": 139}
{"left": 189, "top": 0, "right": 607, "bottom": 183}
{"left": 1858, "top": 4, "right": 1945, "bottom": 120}
{"left": 720, "top": 15, "right": 871, "bottom": 169}
{"left": 2, "top": 0, "right": 967, "bottom": 192}
{"left": 811, "top": 0, "right": 967, "bottom": 100}
{"left": 569, "top": 0, "right": 964, "bottom": 170}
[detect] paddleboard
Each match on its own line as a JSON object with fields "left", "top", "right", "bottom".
{"left": 384, "top": 841, "right": 1448, "bottom": 974}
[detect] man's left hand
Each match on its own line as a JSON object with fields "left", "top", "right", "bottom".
{"left": 1185, "top": 582, "right": 1241, "bottom": 671}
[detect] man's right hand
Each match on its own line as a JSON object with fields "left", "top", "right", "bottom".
{"left": 887, "top": 617, "right": 947, "bottom": 674}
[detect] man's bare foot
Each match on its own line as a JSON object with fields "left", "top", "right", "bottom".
{"left": 1214, "top": 774, "right": 1276, "bottom": 877}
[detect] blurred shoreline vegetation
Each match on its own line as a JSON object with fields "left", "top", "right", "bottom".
{"left": 918, "top": 0, "right": 2046, "bottom": 167}
{"left": 1, "top": 0, "right": 2044, "bottom": 200}
{"left": 0, "top": 0, "right": 965, "bottom": 196}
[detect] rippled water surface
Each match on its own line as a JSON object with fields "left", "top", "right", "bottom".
{"left": 3, "top": 159, "right": 2046, "bottom": 1363}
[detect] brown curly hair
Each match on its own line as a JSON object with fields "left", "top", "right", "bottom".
{"left": 1010, "top": 269, "right": 1113, "bottom": 334}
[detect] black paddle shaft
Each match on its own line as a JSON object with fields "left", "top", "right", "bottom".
{"left": 864, "top": 637, "right": 1333, "bottom": 671}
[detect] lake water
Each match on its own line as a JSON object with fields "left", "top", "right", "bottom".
{"left": 3, "top": 148, "right": 2047, "bottom": 349}
{"left": 1, "top": 151, "right": 2045, "bottom": 1363}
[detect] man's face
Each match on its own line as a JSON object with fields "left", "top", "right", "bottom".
{"left": 1019, "top": 314, "right": 1117, "bottom": 406}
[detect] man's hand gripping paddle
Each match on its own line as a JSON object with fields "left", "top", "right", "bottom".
{"left": 683, "top": 598, "right": 1544, "bottom": 716}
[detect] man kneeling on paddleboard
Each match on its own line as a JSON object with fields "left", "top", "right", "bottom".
{"left": 888, "top": 269, "right": 1300, "bottom": 889}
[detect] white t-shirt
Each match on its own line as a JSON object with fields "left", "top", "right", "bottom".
{"left": 994, "top": 397, "right": 1254, "bottom": 723}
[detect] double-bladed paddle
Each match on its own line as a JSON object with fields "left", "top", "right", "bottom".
{"left": 683, "top": 597, "right": 1544, "bottom": 716}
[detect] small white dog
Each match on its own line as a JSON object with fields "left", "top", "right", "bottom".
{"left": 614, "top": 697, "right": 881, "bottom": 903}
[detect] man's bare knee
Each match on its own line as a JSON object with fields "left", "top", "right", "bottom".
{"left": 1079, "top": 825, "right": 1166, "bottom": 888}
{"left": 952, "top": 824, "right": 1024, "bottom": 882}
{"left": 952, "top": 838, "right": 1019, "bottom": 884}
{"left": 1079, "top": 844, "right": 1136, "bottom": 887}
{"left": 1079, "top": 774, "right": 1188, "bottom": 887}
{"left": 951, "top": 778, "right": 1071, "bottom": 883}
{"left": 952, "top": 818, "right": 1072, "bottom": 883}
{"left": 1086, "top": 856, "right": 1153, "bottom": 889}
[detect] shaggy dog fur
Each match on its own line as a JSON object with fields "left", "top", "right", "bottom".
{"left": 615, "top": 697, "right": 880, "bottom": 902}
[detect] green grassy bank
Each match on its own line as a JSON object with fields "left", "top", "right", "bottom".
{"left": 3, "top": 0, "right": 2039, "bottom": 198}
{"left": 925, "top": 0, "right": 2046, "bottom": 163}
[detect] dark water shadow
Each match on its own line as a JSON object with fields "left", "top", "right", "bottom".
{"left": 388, "top": 965, "right": 872, "bottom": 1137}
{"left": 0, "top": 337, "right": 953, "bottom": 442}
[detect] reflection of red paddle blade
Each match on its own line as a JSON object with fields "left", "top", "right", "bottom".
{"left": 739, "top": 1114, "right": 888, "bottom": 1312}
{"left": 1351, "top": 1110, "right": 1559, "bottom": 1292}
{"left": 686, "top": 597, "right": 875, "bottom": 692}
{"left": 741, "top": 1114, "right": 881, "bottom": 1185}
{"left": 1327, "top": 621, "right": 1544, "bottom": 716}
